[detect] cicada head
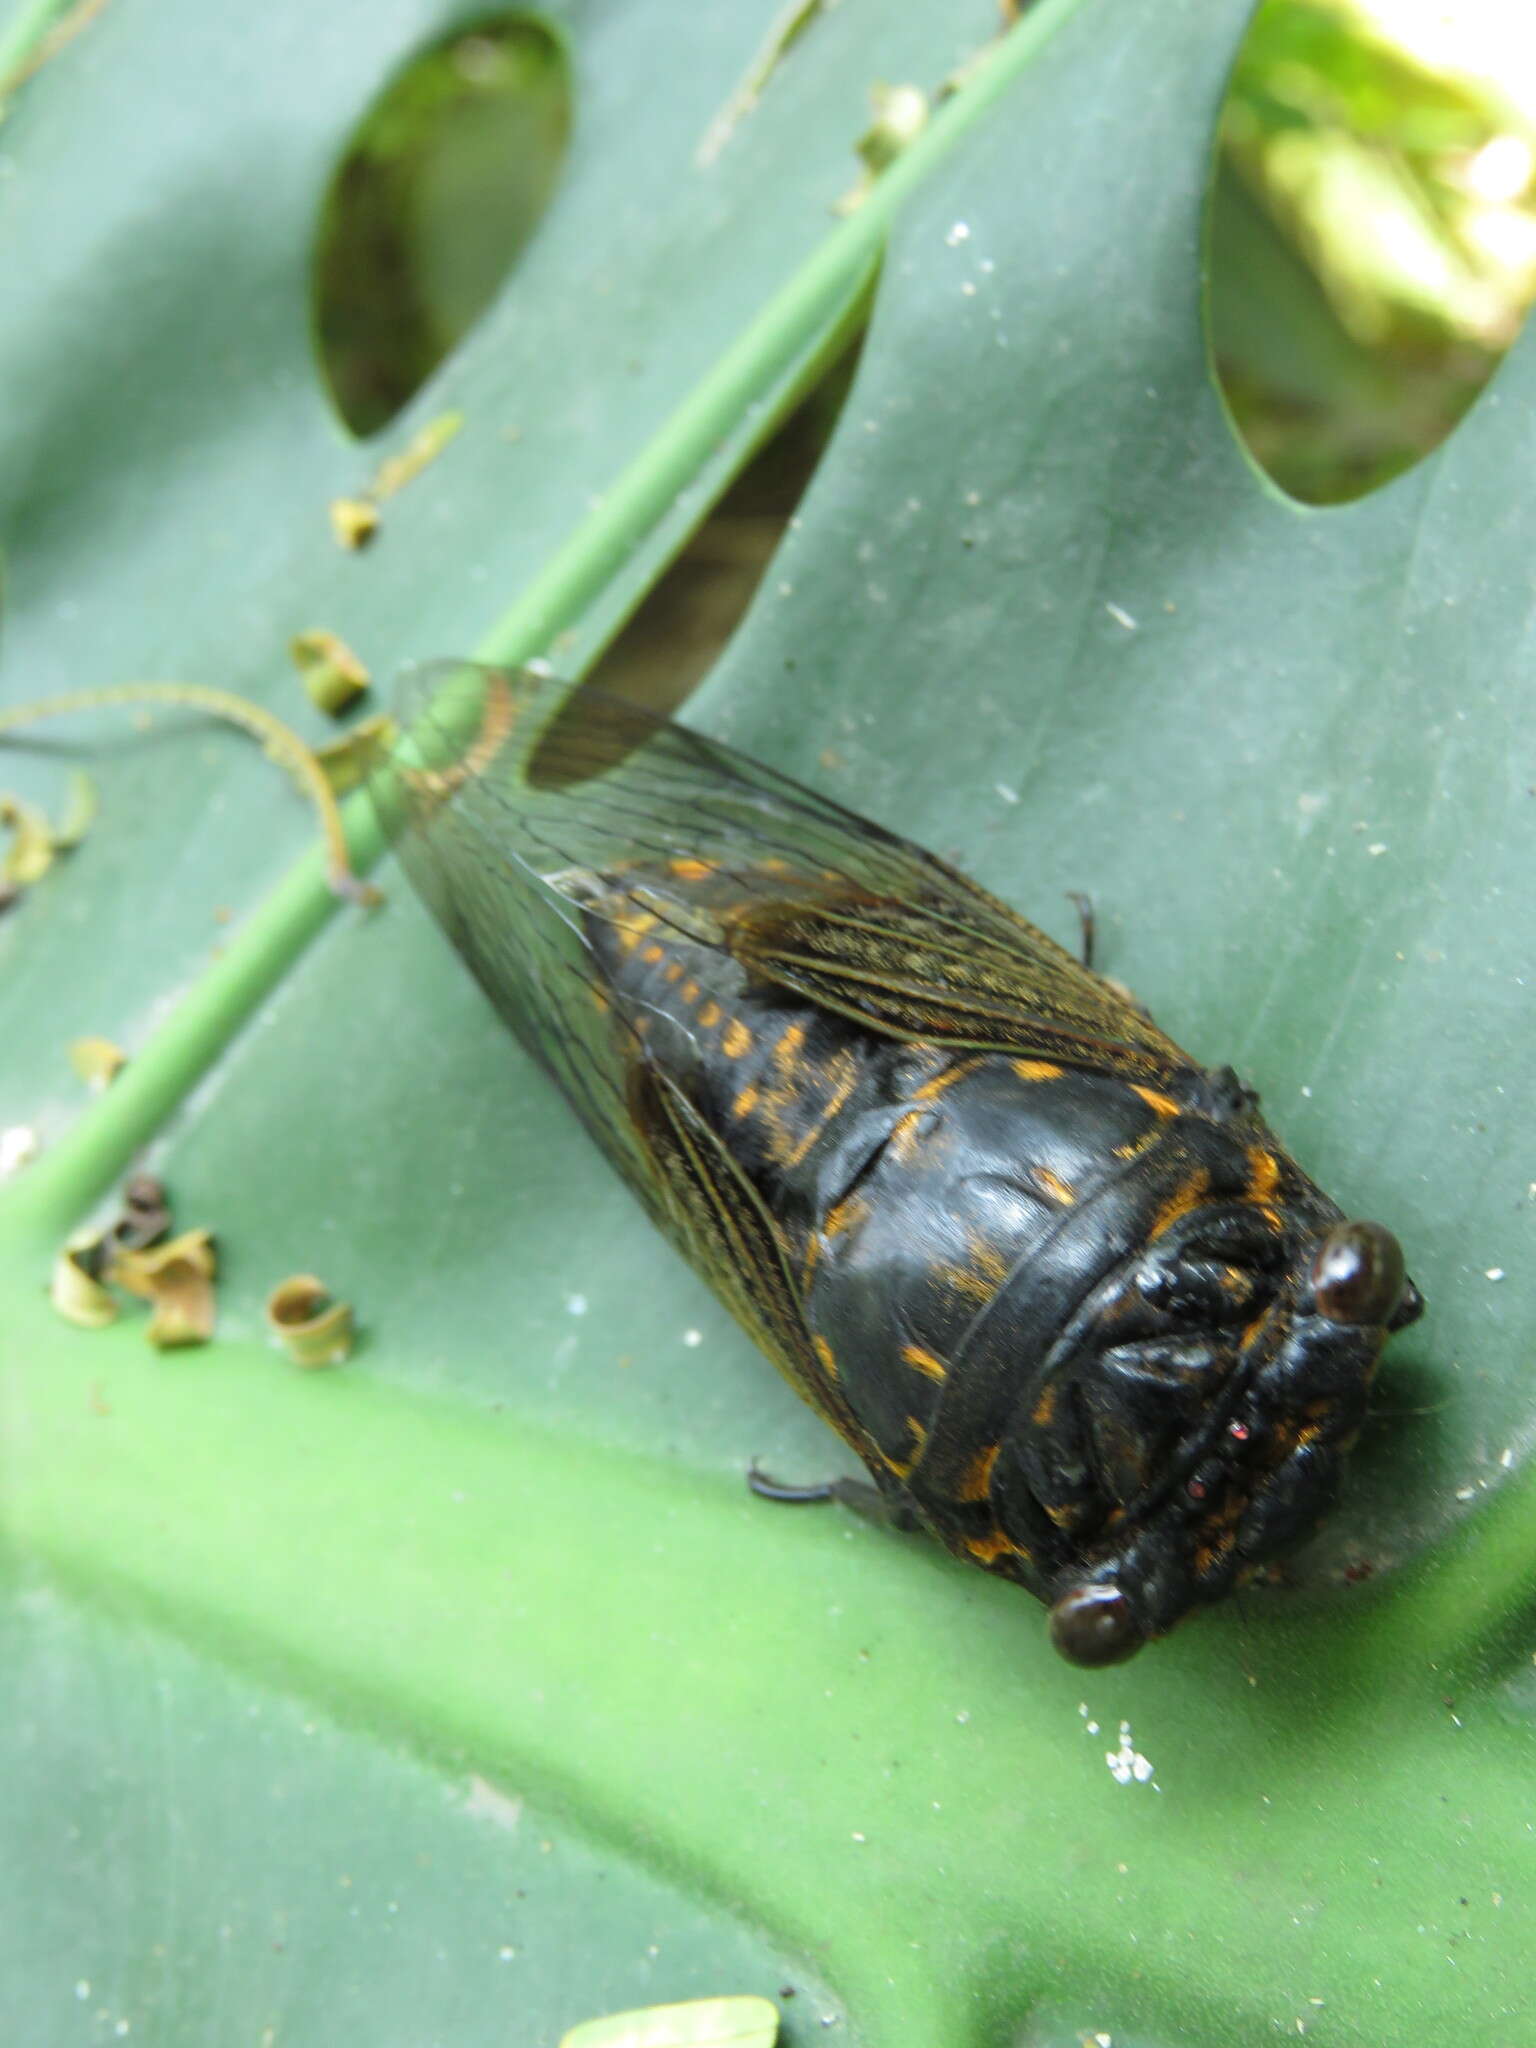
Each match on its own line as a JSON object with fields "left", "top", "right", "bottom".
{"left": 1033, "top": 1191, "right": 1422, "bottom": 1667}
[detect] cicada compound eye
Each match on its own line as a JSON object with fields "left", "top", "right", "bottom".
{"left": 1311, "top": 1220, "right": 1407, "bottom": 1329}
{"left": 1048, "top": 1583, "right": 1146, "bottom": 1668}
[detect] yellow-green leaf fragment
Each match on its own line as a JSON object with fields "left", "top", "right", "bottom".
{"left": 835, "top": 82, "right": 930, "bottom": 214}
{"left": 51, "top": 1238, "right": 119, "bottom": 1330}
{"left": 142, "top": 1275, "right": 216, "bottom": 1349}
{"left": 558, "top": 1997, "right": 779, "bottom": 2048}
{"left": 109, "top": 1228, "right": 217, "bottom": 1349}
{"left": 0, "top": 679, "right": 376, "bottom": 902}
{"left": 328, "top": 413, "right": 462, "bottom": 549}
{"left": 0, "top": 771, "right": 97, "bottom": 908}
{"left": 68, "top": 1035, "right": 128, "bottom": 1090}
{"left": 1, "top": 793, "right": 59, "bottom": 888}
{"left": 51, "top": 769, "right": 99, "bottom": 851}
{"left": 329, "top": 497, "right": 380, "bottom": 550}
{"left": 266, "top": 1274, "right": 355, "bottom": 1368}
{"left": 370, "top": 410, "right": 464, "bottom": 501}
{"left": 855, "top": 80, "right": 929, "bottom": 173}
{"left": 695, "top": 0, "right": 827, "bottom": 167}
{"left": 290, "top": 629, "right": 371, "bottom": 717}
{"left": 313, "top": 713, "right": 397, "bottom": 797}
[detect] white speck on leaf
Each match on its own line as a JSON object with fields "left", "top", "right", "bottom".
{"left": 0, "top": 1126, "right": 39, "bottom": 1177}
{"left": 1105, "top": 1720, "right": 1157, "bottom": 1787}
{"left": 463, "top": 1776, "right": 525, "bottom": 1833}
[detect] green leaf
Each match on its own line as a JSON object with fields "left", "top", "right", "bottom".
{"left": 559, "top": 1994, "right": 779, "bottom": 2048}
{"left": 3, "top": 2, "right": 1534, "bottom": 2045}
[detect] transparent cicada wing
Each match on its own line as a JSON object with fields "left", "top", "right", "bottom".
{"left": 372, "top": 663, "right": 1189, "bottom": 1111}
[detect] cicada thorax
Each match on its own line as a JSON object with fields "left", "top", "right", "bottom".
{"left": 793, "top": 1052, "right": 1379, "bottom": 1626}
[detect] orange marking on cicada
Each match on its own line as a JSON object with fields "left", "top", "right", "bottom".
{"left": 881, "top": 1414, "right": 929, "bottom": 1480}
{"left": 1193, "top": 1532, "right": 1235, "bottom": 1579}
{"left": 663, "top": 960, "right": 685, "bottom": 984}
{"left": 900, "top": 1342, "right": 949, "bottom": 1383}
{"left": 1012, "top": 1059, "right": 1064, "bottom": 1084}
{"left": 667, "top": 856, "right": 713, "bottom": 881}
{"left": 887, "top": 1110, "right": 926, "bottom": 1163}
{"left": 722, "top": 1019, "right": 752, "bottom": 1059}
{"left": 732, "top": 1085, "right": 760, "bottom": 1120}
{"left": 964, "top": 1528, "right": 1016, "bottom": 1566}
{"left": 903, "top": 1046, "right": 950, "bottom": 1091}
{"left": 641, "top": 942, "right": 665, "bottom": 965}
{"left": 1112, "top": 1129, "right": 1161, "bottom": 1162}
{"left": 1247, "top": 1147, "right": 1281, "bottom": 1205}
{"left": 968, "top": 1235, "right": 1011, "bottom": 1286}
{"left": 759, "top": 1100, "right": 797, "bottom": 1165}
{"left": 1032, "top": 1384, "right": 1057, "bottom": 1427}
{"left": 697, "top": 1000, "right": 722, "bottom": 1029}
{"left": 957, "top": 1441, "right": 1000, "bottom": 1503}
{"left": 1030, "top": 1165, "right": 1076, "bottom": 1206}
{"left": 812, "top": 1334, "right": 839, "bottom": 1381}
{"left": 944, "top": 1262, "right": 1000, "bottom": 1306}
{"left": 1150, "top": 1168, "right": 1210, "bottom": 1242}
{"left": 1246, "top": 1146, "right": 1285, "bottom": 1229}
{"left": 913, "top": 1055, "right": 987, "bottom": 1103}
{"left": 681, "top": 979, "right": 700, "bottom": 1006}
{"left": 781, "top": 1050, "right": 860, "bottom": 1170}
{"left": 822, "top": 1191, "right": 868, "bottom": 1240}
{"left": 1132, "top": 1083, "right": 1182, "bottom": 1120}
{"left": 772, "top": 1022, "right": 807, "bottom": 1072}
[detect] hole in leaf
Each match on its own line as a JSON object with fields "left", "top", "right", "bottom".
{"left": 528, "top": 327, "right": 866, "bottom": 787}
{"left": 1208, "top": 0, "right": 1536, "bottom": 504}
{"left": 314, "top": 14, "right": 571, "bottom": 438}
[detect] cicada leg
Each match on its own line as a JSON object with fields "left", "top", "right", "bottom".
{"left": 746, "top": 1462, "right": 921, "bottom": 1533}
{"left": 1066, "top": 887, "right": 1161, "bottom": 1019}
{"left": 1064, "top": 889, "right": 1096, "bottom": 971}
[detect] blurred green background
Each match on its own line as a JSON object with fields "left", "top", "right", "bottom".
{"left": 310, "top": 0, "right": 1536, "bottom": 535}
{"left": 1213, "top": 0, "right": 1536, "bottom": 503}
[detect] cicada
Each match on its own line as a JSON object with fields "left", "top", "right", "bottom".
{"left": 375, "top": 664, "right": 1422, "bottom": 1667}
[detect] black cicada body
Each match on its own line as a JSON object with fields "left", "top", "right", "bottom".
{"left": 377, "top": 665, "right": 1422, "bottom": 1667}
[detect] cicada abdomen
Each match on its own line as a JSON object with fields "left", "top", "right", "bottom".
{"left": 375, "top": 663, "right": 1422, "bottom": 1667}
